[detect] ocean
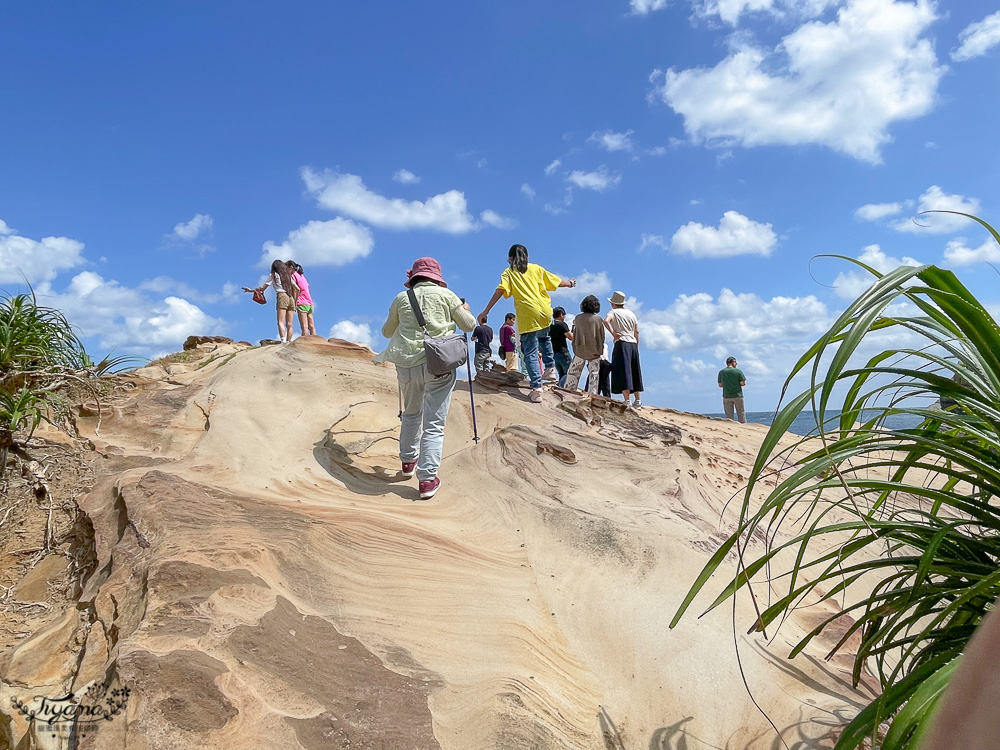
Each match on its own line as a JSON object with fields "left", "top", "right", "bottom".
{"left": 704, "top": 410, "right": 927, "bottom": 436}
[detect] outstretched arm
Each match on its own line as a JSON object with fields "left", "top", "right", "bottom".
{"left": 478, "top": 288, "right": 505, "bottom": 324}
{"left": 557, "top": 278, "right": 577, "bottom": 289}
{"left": 243, "top": 278, "right": 271, "bottom": 292}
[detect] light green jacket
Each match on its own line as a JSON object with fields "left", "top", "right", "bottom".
{"left": 374, "top": 282, "right": 477, "bottom": 368}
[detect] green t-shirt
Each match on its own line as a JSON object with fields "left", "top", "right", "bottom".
{"left": 718, "top": 367, "right": 746, "bottom": 398}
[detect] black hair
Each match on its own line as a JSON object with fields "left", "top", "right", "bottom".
{"left": 580, "top": 295, "right": 601, "bottom": 314}
{"left": 726, "top": 356, "right": 737, "bottom": 365}
{"left": 508, "top": 244, "right": 529, "bottom": 274}
{"left": 270, "top": 259, "right": 299, "bottom": 298}
{"left": 552, "top": 306, "right": 565, "bottom": 319}
{"left": 505, "top": 312, "right": 516, "bottom": 322}
{"left": 409, "top": 275, "right": 442, "bottom": 287}
{"left": 286, "top": 259, "right": 304, "bottom": 274}
{"left": 480, "top": 314, "right": 487, "bottom": 324}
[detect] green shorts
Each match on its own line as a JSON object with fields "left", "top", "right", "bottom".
{"left": 297, "top": 304, "right": 313, "bottom": 313}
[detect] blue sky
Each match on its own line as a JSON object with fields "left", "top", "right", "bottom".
{"left": 2, "top": 0, "right": 999, "bottom": 413}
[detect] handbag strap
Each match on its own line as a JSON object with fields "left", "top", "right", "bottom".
{"left": 406, "top": 288, "right": 428, "bottom": 331}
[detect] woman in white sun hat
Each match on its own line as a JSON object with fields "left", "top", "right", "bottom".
{"left": 604, "top": 290, "right": 643, "bottom": 409}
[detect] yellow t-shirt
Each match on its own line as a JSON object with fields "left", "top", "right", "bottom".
{"left": 498, "top": 263, "right": 562, "bottom": 334}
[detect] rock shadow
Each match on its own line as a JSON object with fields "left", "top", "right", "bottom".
{"left": 311, "top": 400, "right": 420, "bottom": 500}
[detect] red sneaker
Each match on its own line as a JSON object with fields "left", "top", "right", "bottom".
{"left": 401, "top": 461, "right": 417, "bottom": 478}
{"left": 418, "top": 477, "right": 441, "bottom": 500}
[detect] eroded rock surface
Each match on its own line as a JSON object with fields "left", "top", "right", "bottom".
{"left": 0, "top": 338, "right": 872, "bottom": 749}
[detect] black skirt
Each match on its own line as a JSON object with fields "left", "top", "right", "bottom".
{"left": 611, "top": 340, "right": 643, "bottom": 394}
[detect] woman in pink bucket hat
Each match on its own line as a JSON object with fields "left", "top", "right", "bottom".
{"left": 374, "top": 257, "right": 477, "bottom": 500}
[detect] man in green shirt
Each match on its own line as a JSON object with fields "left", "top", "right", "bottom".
{"left": 718, "top": 356, "right": 747, "bottom": 423}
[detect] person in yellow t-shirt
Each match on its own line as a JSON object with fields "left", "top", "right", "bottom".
{"left": 477, "top": 244, "right": 576, "bottom": 402}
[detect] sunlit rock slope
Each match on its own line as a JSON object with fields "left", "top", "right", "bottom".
{"left": 2, "top": 337, "right": 871, "bottom": 749}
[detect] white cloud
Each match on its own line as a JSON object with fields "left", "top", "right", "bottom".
{"left": 138, "top": 276, "right": 241, "bottom": 305}
{"left": 551, "top": 270, "right": 612, "bottom": 299}
{"left": 952, "top": 11, "right": 1000, "bottom": 62}
{"left": 521, "top": 183, "right": 536, "bottom": 200}
{"left": 650, "top": 0, "right": 944, "bottom": 163}
{"left": 694, "top": 0, "right": 839, "bottom": 25}
{"left": 259, "top": 218, "right": 374, "bottom": 269}
{"left": 0, "top": 220, "right": 86, "bottom": 285}
{"left": 646, "top": 146, "right": 669, "bottom": 156}
{"left": 480, "top": 210, "right": 518, "bottom": 229}
{"left": 890, "top": 186, "right": 980, "bottom": 234}
{"left": 302, "top": 168, "right": 478, "bottom": 233}
{"left": 392, "top": 169, "right": 421, "bottom": 184}
{"left": 671, "top": 356, "right": 714, "bottom": 377}
{"left": 855, "top": 202, "right": 903, "bottom": 221}
{"left": 544, "top": 159, "right": 562, "bottom": 177}
{"left": 943, "top": 237, "right": 1000, "bottom": 267}
{"left": 544, "top": 189, "right": 574, "bottom": 216}
{"left": 832, "top": 243, "right": 921, "bottom": 299}
{"left": 629, "top": 0, "right": 669, "bottom": 14}
{"left": 639, "top": 233, "right": 669, "bottom": 252}
{"left": 638, "top": 288, "right": 830, "bottom": 352}
{"left": 588, "top": 129, "right": 635, "bottom": 152}
{"left": 37, "top": 271, "right": 225, "bottom": 354}
{"left": 172, "top": 213, "right": 213, "bottom": 241}
{"left": 670, "top": 211, "right": 776, "bottom": 258}
{"left": 566, "top": 166, "right": 622, "bottom": 192}
{"left": 329, "top": 320, "right": 375, "bottom": 349}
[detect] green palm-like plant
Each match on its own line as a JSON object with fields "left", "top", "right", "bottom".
{"left": 671, "top": 214, "right": 1000, "bottom": 750}
{"left": 0, "top": 290, "right": 87, "bottom": 379}
{"left": 0, "top": 386, "right": 42, "bottom": 477}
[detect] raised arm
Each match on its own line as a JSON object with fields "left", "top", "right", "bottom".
{"left": 381, "top": 298, "right": 400, "bottom": 338}
{"left": 477, "top": 288, "right": 505, "bottom": 325}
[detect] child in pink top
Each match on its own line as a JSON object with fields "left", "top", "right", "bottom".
{"left": 288, "top": 261, "right": 317, "bottom": 336}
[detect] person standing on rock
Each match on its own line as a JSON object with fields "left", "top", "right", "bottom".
{"left": 243, "top": 259, "right": 299, "bottom": 343}
{"left": 288, "top": 260, "right": 317, "bottom": 337}
{"left": 471, "top": 315, "right": 494, "bottom": 374}
{"left": 564, "top": 296, "right": 604, "bottom": 395}
{"left": 605, "top": 291, "right": 643, "bottom": 409}
{"left": 549, "top": 307, "right": 573, "bottom": 387}
{"left": 374, "top": 257, "right": 477, "bottom": 500}
{"left": 478, "top": 244, "right": 576, "bottom": 403}
{"left": 718, "top": 356, "right": 747, "bottom": 423}
{"left": 498, "top": 313, "right": 518, "bottom": 372}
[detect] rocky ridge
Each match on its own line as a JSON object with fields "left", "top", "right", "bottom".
{"left": 0, "top": 336, "right": 872, "bottom": 749}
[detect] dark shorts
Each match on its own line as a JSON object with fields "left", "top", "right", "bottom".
{"left": 611, "top": 340, "right": 643, "bottom": 394}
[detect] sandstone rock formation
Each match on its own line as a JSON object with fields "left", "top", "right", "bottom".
{"left": 0, "top": 336, "right": 872, "bottom": 749}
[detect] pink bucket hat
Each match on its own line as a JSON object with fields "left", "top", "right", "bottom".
{"left": 404, "top": 257, "right": 447, "bottom": 288}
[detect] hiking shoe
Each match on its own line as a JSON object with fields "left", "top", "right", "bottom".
{"left": 633, "top": 398, "right": 643, "bottom": 409}
{"left": 529, "top": 388, "right": 543, "bottom": 403}
{"left": 401, "top": 460, "right": 417, "bottom": 478}
{"left": 542, "top": 367, "right": 558, "bottom": 382}
{"left": 418, "top": 477, "right": 441, "bottom": 500}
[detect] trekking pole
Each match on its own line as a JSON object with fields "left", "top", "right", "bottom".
{"left": 398, "top": 386, "right": 403, "bottom": 421}
{"left": 465, "top": 336, "right": 480, "bottom": 444}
